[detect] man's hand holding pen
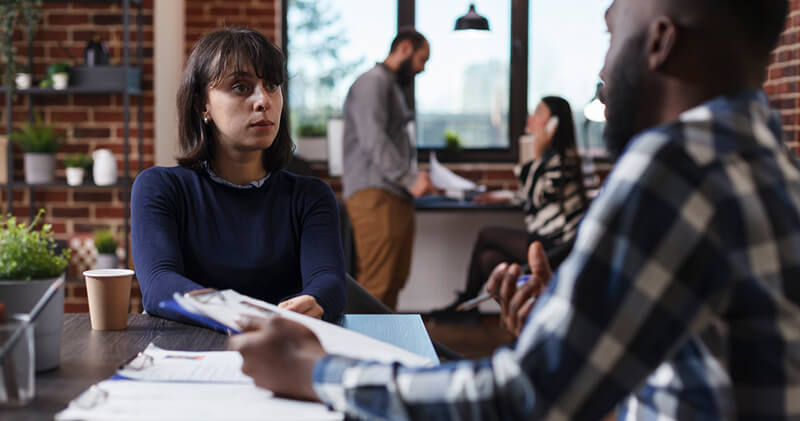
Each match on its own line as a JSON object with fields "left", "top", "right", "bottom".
{"left": 485, "top": 241, "right": 553, "bottom": 337}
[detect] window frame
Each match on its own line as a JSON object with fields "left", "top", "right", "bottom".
{"left": 282, "top": 0, "right": 529, "bottom": 163}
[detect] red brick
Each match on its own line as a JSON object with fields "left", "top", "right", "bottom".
{"left": 93, "top": 14, "right": 123, "bottom": 25}
{"left": 35, "top": 190, "right": 68, "bottom": 202}
{"left": 60, "top": 143, "right": 91, "bottom": 154}
{"left": 64, "top": 303, "right": 89, "bottom": 313}
{"left": 47, "top": 14, "right": 90, "bottom": 25}
{"left": 73, "top": 191, "right": 113, "bottom": 202}
{"left": 74, "top": 96, "right": 112, "bottom": 107}
{"left": 95, "top": 206, "right": 125, "bottom": 219}
{"left": 73, "top": 30, "right": 113, "bottom": 42}
{"left": 51, "top": 111, "right": 89, "bottom": 123}
{"left": 73, "top": 127, "right": 111, "bottom": 138}
{"left": 71, "top": 286, "right": 88, "bottom": 298}
{"left": 52, "top": 207, "right": 89, "bottom": 218}
{"left": 94, "top": 111, "right": 124, "bottom": 122}
{"left": 74, "top": 223, "right": 107, "bottom": 233}
{"left": 38, "top": 96, "right": 70, "bottom": 107}
{"left": 115, "top": 127, "right": 154, "bottom": 138}
{"left": 38, "top": 29, "right": 68, "bottom": 42}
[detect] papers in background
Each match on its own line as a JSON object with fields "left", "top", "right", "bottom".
{"left": 175, "top": 289, "right": 435, "bottom": 367}
{"left": 116, "top": 343, "right": 252, "bottom": 384}
{"left": 55, "top": 380, "right": 342, "bottom": 421}
{"left": 429, "top": 152, "right": 486, "bottom": 200}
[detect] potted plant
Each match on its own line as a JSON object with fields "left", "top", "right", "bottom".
{"left": 47, "top": 61, "right": 70, "bottom": 90}
{"left": 14, "top": 63, "right": 31, "bottom": 90}
{"left": 0, "top": 209, "right": 69, "bottom": 372}
{"left": 444, "top": 129, "right": 462, "bottom": 153}
{"left": 10, "top": 114, "right": 64, "bottom": 185}
{"left": 94, "top": 228, "right": 119, "bottom": 269}
{"left": 63, "top": 153, "right": 92, "bottom": 186}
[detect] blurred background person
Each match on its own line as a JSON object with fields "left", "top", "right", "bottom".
{"left": 429, "top": 96, "right": 589, "bottom": 322}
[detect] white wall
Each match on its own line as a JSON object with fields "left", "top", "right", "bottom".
{"left": 154, "top": 0, "right": 184, "bottom": 167}
{"left": 397, "top": 210, "right": 525, "bottom": 313}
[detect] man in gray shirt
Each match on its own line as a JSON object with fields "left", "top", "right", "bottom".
{"left": 342, "top": 29, "right": 433, "bottom": 310}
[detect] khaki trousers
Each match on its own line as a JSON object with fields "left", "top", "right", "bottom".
{"left": 346, "top": 188, "right": 415, "bottom": 310}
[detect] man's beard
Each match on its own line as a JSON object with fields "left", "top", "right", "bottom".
{"left": 396, "top": 56, "right": 415, "bottom": 87}
{"left": 602, "top": 35, "right": 647, "bottom": 158}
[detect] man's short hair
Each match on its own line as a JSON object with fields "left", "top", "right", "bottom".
{"left": 682, "top": 0, "right": 788, "bottom": 59}
{"left": 390, "top": 28, "right": 427, "bottom": 53}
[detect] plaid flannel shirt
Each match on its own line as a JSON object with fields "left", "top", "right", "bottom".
{"left": 312, "top": 90, "right": 800, "bottom": 421}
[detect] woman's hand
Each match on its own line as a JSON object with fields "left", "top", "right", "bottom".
{"left": 278, "top": 294, "right": 324, "bottom": 319}
{"left": 228, "top": 316, "right": 325, "bottom": 401}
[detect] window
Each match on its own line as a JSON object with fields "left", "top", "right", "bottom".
{"left": 415, "top": 1, "right": 511, "bottom": 151}
{"left": 285, "top": 0, "right": 395, "bottom": 139}
{"left": 283, "top": 0, "right": 613, "bottom": 162}
{"left": 528, "top": 0, "right": 612, "bottom": 156}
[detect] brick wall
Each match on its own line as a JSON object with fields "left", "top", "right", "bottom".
{"left": 766, "top": 0, "right": 800, "bottom": 153}
{"left": 0, "top": 0, "right": 154, "bottom": 313}
{"left": 185, "top": 0, "right": 280, "bottom": 56}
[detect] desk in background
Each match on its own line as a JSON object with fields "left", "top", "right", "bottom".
{"left": 3, "top": 313, "right": 437, "bottom": 421}
{"left": 396, "top": 196, "right": 525, "bottom": 313}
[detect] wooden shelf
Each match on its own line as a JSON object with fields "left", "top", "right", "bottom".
{"left": 0, "top": 181, "right": 131, "bottom": 189}
{"left": 0, "top": 85, "right": 142, "bottom": 96}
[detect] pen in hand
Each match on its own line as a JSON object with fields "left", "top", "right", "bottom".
{"left": 456, "top": 275, "right": 532, "bottom": 311}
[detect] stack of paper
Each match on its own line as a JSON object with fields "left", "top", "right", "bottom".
{"left": 173, "top": 289, "right": 435, "bottom": 367}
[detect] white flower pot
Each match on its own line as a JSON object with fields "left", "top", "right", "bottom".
{"left": 65, "top": 167, "right": 85, "bottom": 186}
{"left": 0, "top": 275, "right": 65, "bottom": 372}
{"left": 15, "top": 73, "right": 32, "bottom": 90}
{"left": 24, "top": 153, "right": 56, "bottom": 185}
{"left": 95, "top": 253, "right": 119, "bottom": 270}
{"left": 52, "top": 72, "right": 69, "bottom": 90}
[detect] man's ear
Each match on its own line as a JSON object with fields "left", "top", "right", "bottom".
{"left": 646, "top": 17, "right": 677, "bottom": 70}
{"left": 398, "top": 39, "right": 414, "bottom": 58}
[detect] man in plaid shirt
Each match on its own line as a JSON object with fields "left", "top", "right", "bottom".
{"left": 229, "top": 0, "right": 799, "bottom": 419}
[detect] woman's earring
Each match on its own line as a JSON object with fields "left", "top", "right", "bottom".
{"left": 203, "top": 116, "right": 210, "bottom": 124}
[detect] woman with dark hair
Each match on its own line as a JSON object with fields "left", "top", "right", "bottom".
{"left": 430, "top": 96, "right": 589, "bottom": 322}
{"left": 132, "top": 28, "right": 346, "bottom": 323}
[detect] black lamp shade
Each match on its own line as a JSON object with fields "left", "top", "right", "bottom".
{"left": 454, "top": 4, "right": 490, "bottom": 31}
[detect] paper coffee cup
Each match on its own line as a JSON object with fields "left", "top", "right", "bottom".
{"left": 83, "top": 269, "right": 134, "bottom": 330}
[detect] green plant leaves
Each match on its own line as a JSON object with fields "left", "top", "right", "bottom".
{"left": 9, "top": 113, "right": 64, "bottom": 153}
{"left": 0, "top": 209, "right": 69, "bottom": 280}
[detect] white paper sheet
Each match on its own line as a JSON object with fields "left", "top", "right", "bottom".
{"left": 55, "top": 380, "right": 342, "bottom": 421}
{"left": 116, "top": 343, "right": 252, "bottom": 383}
{"left": 429, "top": 152, "right": 478, "bottom": 190}
{"left": 176, "top": 290, "right": 435, "bottom": 367}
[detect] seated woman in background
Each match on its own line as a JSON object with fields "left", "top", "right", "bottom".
{"left": 132, "top": 27, "right": 346, "bottom": 323}
{"left": 430, "top": 96, "right": 588, "bottom": 322}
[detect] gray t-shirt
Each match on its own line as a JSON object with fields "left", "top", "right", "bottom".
{"left": 342, "top": 63, "right": 418, "bottom": 200}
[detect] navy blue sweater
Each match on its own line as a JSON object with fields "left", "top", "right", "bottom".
{"left": 131, "top": 166, "right": 346, "bottom": 323}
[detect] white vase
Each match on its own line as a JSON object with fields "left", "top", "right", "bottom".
{"left": 0, "top": 275, "right": 65, "bottom": 372}
{"left": 92, "top": 149, "right": 117, "bottom": 186}
{"left": 15, "top": 73, "right": 32, "bottom": 90}
{"left": 24, "top": 153, "right": 56, "bottom": 184}
{"left": 95, "top": 253, "right": 119, "bottom": 270}
{"left": 65, "top": 167, "right": 85, "bottom": 186}
{"left": 52, "top": 72, "right": 69, "bottom": 90}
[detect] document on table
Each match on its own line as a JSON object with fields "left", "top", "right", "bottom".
{"left": 55, "top": 380, "right": 343, "bottom": 421}
{"left": 429, "top": 152, "right": 486, "bottom": 199}
{"left": 116, "top": 343, "right": 252, "bottom": 383}
{"left": 174, "top": 289, "right": 436, "bottom": 367}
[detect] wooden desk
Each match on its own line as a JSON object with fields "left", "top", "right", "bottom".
{"left": 2, "top": 313, "right": 437, "bottom": 421}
